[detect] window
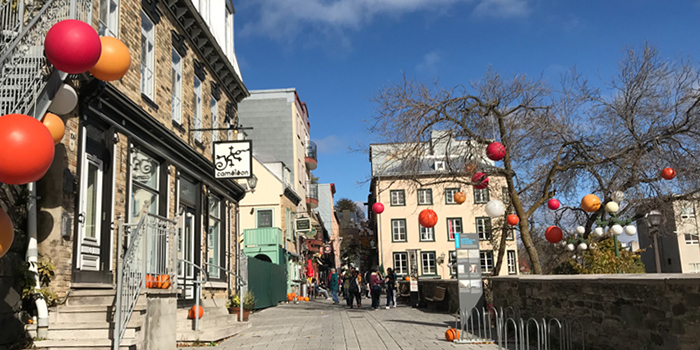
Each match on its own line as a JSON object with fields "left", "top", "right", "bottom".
{"left": 480, "top": 251, "right": 494, "bottom": 274}
{"left": 257, "top": 209, "right": 273, "bottom": 228}
{"left": 393, "top": 252, "right": 408, "bottom": 275}
{"left": 98, "top": 0, "right": 119, "bottom": 37}
{"left": 474, "top": 187, "right": 490, "bottom": 204}
{"left": 449, "top": 251, "right": 457, "bottom": 276}
{"left": 421, "top": 252, "right": 436, "bottom": 275}
{"left": 390, "top": 190, "right": 405, "bottom": 206}
{"left": 445, "top": 188, "right": 459, "bottom": 204}
{"left": 130, "top": 149, "right": 160, "bottom": 222}
{"left": 170, "top": 48, "right": 182, "bottom": 124}
{"left": 690, "top": 263, "right": 700, "bottom": 273}
{"left": 685, "top": 233, "right": 699, "bottom": 245}
{"left": 225, "top": 6, "right": 234, "bottom": 58}
{"left": 210, "top": 97, "right": 218, "bottom": 149}
{"left": 140, "top": 11, "right": 155, "bottom": 99}
{"left": 419, "top": 224, "right": 434, "bottom": 241}
{"left": 417, "top": 189, "right": 433, "bottom": 205}
{"left": 507, "top": 251, "right": 517, "bottom": 275}
{"left": 476, "top": 217, "right": 492, "bottom": 240}
{"left": 207, "top": 195, "right": 221, "bottom": 278}
{"left": 391, "top": 219, "right": 407, "bottom": 242}
{"left": 285, "top": 208, "right": 293, "bottom": 241}
{"left": 447, "top": 218, "right": 462, "bottom": 241}
{"left": 434, "top": 160, "right": 446, "bottom": 171}
{"left": 502, "top": 187, "right": 510, "bottom": 204}
{"left": 507, "top": 229, "right": 515, "bottom": 240}
{"left": 193, "top": 76, "right": 203, "bottom": 142}
{"left": 682, "top": 205, "right": 696, "bottom": 219}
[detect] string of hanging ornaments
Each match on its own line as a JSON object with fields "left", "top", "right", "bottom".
{"left": 0, "top": 20, "right": 132, "bottom": 259}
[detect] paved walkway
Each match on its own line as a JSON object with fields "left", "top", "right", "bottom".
{"left": 209, "top": 298, "right": 499, "bottom": 350}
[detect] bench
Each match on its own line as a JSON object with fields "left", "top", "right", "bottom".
{"left": 424, "top": 286, "right": 446, "bottom": 302}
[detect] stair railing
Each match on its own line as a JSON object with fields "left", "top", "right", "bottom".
{"left": 203, "top": 262, "right": 248, "bottom": 323}
{"left": 179, "top": 259, "right": 208, "bottom": 332}
{"left": 0, "top": 0, "right": 24, "bottom": 59}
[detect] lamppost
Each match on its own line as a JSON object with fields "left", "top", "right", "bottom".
{"left": 643, "top": 210, "right": 663, "bottom": 273}
{"left": 593, "top": 200, "right": 636, "bottom": 259}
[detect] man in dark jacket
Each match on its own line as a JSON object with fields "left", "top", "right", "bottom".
{"left": 329, "top": 268, "right": 339, "bottom": 304}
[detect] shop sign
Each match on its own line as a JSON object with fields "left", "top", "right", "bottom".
{"left": 213, "top": 140, "right": 252, "bottom": 179}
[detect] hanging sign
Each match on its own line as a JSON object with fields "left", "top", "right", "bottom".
{"left": 213, "top": 140, "right": 252, "bottom": 179}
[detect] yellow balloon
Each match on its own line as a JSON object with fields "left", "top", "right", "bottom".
{"left": 0, "top": 207, "right": 14, "bottom": 258}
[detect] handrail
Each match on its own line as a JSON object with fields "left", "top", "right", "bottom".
{"left": 179, "top": 259, "right": 209, "bottom": 285}
{"left": 0, "top": 0, "right": 52, "bottom": 65}
{"left": 203, "top": 262, "right": 246, "bottom": 286}
{"left": 178, "top": 259, "right": 207, "bottom": 331}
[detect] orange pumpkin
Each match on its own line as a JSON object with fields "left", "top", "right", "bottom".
{"left": 581, "top": 194, "right": 601, "bottom": 213}
{"left": 188, "top": 305, "right": 204, "bottom": 319}
{"left": 158, "top": 275, "right": 171, "bottom": 289}
{"left": 419, "top": 209, "right": 438, "bottom": 228}
{"left": 145, "top": 274, "right": 156, "bottom": 289}
{"left": 453, "top": 192, "right": 466, "bottom": 204}
{"left": 287, "top": 293, "right": 293, "bottom": 301}
{"left": 661, "top": 167, "right": 676, "bottom": 180}
{"left": 445, "top": 328, "right": 460, "bottom": 341}
{"left": 304, "top": 297, "right": 309, "bottom": 302}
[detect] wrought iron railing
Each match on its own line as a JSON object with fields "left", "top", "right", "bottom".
{"left": 307, "top": 182, "right": 318, "bottom": 201}
{"left": 305, "top": 141, "right": 317, "bottom": 161}
{"left": 0, "top": 0, "right": 24, "bottom": 58}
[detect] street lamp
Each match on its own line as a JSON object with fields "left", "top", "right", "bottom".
{"left": 644, "top": 210, "right": 663, "bottom": 273}
{"left": 594, "top": 199, "right": 635, "bottom": 261}
{"left": 246, "top": 174, "right": 258, "bottom": 192}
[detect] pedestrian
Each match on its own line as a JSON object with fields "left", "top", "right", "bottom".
{"left": 385, "top": 267, "right": 397, "bottom": 309}
{"left": 343, "top": 269, "right": 353, "bottom": 307}
{"left": 348, "top": 268, "right": 362, "bottom": 308}
{"left": 370, "top": 269, "right": 383, "bottom": 310}
{"left": 363, "top": 270, "right": 372, "bottom": 298}
{"left": 312, "top": 278, "right": 329, "bottom": 299}
{"left": 329, "top": 268, "right": 340, "bottom": 304}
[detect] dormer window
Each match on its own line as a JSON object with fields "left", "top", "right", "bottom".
{"left": 434, "top": 160, "right": 446, "bottom": 171}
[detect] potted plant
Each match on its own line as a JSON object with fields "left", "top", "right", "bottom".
{"left": 227, "top": 291, "right": 255, "bottom": 321}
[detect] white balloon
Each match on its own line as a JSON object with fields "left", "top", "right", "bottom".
{"left": 576, "top": 226, "right": 586, "bottom": 235}
{"left": 611, "top": 224, "right": 623, "bottom": 236}
{"left": 624, "top": 225, "right": 637, "bottom": 236}
{"left": 48, "top": 84, "right": 78, "bottom": 115}
{"left": 484, "top": 200, "right": 505, "bottom": 218}
{"left": 593, "top": 227, "right": 604, "bottom": 237}
{"left": 566, "top": 243, "right": 575, "bottom": 251}
{"left": 611, "top": 191, "right": 625, "bottom": 203}
{"left": 578, "top": 243, "right": 588, "bottom": 251}
{"left": 605, "top": 202, "right": 619, "bottom": 214}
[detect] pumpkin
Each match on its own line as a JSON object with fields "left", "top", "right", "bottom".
{"left": 453, "top": 191, "right": 466, "bottom": 204}
{"left": 419, "top": 209, "right": 438, "bottom": 228}
{"left": 464, "top": 162, "right": 477, "bottom": 175}
{"left": 661, "top": 167, "right": 676, "bottom": 180}
{"left": 188, "top": 305, "right": 204, "bottom": 319}
{"left": 145, "top": 274, "right": 156, "bottom": 289}
{"left": 486, "top": 142, "right": 506, "bottom": 161}
{"left": 506, "top": 214, "right": 519, "bottom": 226}
{"left": 304, "top": 297, "right": 309, "bottom": 302}
{"left": 472, "top": 172, "right": 489, "bottom": 190}
{"left": 287, "top": 293, "right": 293, "bottom": 301}
{"left": 158, "top": 275, "right": 171, "bottom": 289}
{"left": 581, "top": 194, "right": 601, "bottom": 213}
{"left": 445, "top": 328, "right": 460, "bottom": 341}
{"left": 545, "top": 226, "right": 563, "bottom": 244}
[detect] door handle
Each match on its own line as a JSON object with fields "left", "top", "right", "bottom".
{"left": 77, "top": 212, "right": 85, "bottom": 226}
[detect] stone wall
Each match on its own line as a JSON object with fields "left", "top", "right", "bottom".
{"left": 490, "top": 274, "right": 700, "bottom": 350}
{"left": 398, "top": 279, "right": 460, "bottom": 313}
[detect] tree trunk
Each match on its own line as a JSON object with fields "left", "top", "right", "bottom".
{"left": 492, "top": 214, "right": 509, "bottom": 276}
{"left": 518, "top": 221, "right": 542, "bottom": 274}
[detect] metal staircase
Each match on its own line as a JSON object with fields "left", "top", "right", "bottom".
{"left": 0, "top": 0, "right": 92, "bottom": 119}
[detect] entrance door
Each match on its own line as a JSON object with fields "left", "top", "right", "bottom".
{"left": 78, "top": 154, "right": 104, "bottom": 272}
{"left": 178, "top": 206, "right": 196, "bottom": 299}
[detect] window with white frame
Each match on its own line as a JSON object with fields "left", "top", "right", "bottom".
{"left": 391, "top": 219, "right": 407, "bottom": 242}
{"left": 449, "top": 251, "right": 457, "bottom": 276}
{"left": 285, "top": 208, "right": 293, "bottom": 240}
{"left": 393, "top": 252, "right": 408, "bottom": 275}
{"left": 507, "top": 229, "right": 515, "bottom": 240}
{"left": 690, "top": 263, "right": 700, "bottom": 273}
{"left": 140, "top": 11, "right": 155, "bottom": 99}
{"left": 210, "top": 97, "right": 218, "bottom": 148}
{"left": 445, "top": 188, "right": 459, "bottom": 204}
{"left": 417, "top": 189, "right": 433, "bottom": 205}
{"left": 682, "top": 205, "right": 696, "bottom": 219}
{"left": 170, "top": 48, "right": 182, "bottom": 124}
{"left": 480, "top": 251, "right": 494, "bottom": 274}
{"left": 390, "top": 190, "right": 405, "bottom": 206}
{"left": 207, "top": 195, "right": 221, "bottom": 279}
{"left": 130, "top": 149, "right": 160, "bottom": 222}
{"left": 474, "top": 187, "right": 490, "bottom": 204}
{"left": 193, "top": 76, "right": 202, "bottom": 142}
{"left": 507, "top": 250, "right": 517, "bottom": 274}
{"left": 225, "top": 6, "right": 234, "bottom": 58}
{"left": 98, "top": 0, "right": 119, "bottom": 37}
{"left": 685, "top": 233, "right": 699, "bottom": 245}
{"left": 447, "top": 217, "right": 462, "bottom": 240}
{"left": 419, "top": 224, "right": 434, "bottom": 241}
{"left": 502, "top": 187, "right": 510, "bottom": 204}
{"left": 434, "top": 160, "right": 446, "bottom": 171}
{"left": 257, "top": 209, "right": 273, "bottom": 228}
{"left": 421, "top": 252, "right": 436, "bottom": 275}
{"left": 477, "top": 217, "right": 492, "bottom": 240}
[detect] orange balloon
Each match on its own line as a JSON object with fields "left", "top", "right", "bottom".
{"left": 0, "top": 208, "right": 13, "bottom": 258}
{"left": 89, "top": 36, "right": 131, "bottom": 81}
{"left": 453, "top": 192, "right": 466, "bottom": 204}
{"left": 581, "top": 194, "right": 601, "bottom": 213}
{"left": 41, "top": 113, "right": 65, "bottom": 144}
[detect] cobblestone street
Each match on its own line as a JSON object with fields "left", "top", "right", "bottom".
{"left": 207, "top": 299, "right": 499, "bottom": 350}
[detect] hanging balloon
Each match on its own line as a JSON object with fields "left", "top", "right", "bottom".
{"left": 472, "top": 172, "right": 489, "bottom": 190}
{"left": 0, "top": 114, "right": 56, "bottom": 184}
{"left": 545, "top": 226, "right": 563, "bottom": 243}
{"left": 484, "top": 200, "right": 505, "bottom": 218}
{"left": 486, "top": 142, "right": 506, "bottom": 161}
{"left": 48, "top": 84, "right": 78, "bottom": 115}
{"left": 44, "top": 20, "right": 102, "bottom": 74}
{"left": 418, "top": 209, "right": 438, "bottom": 228}
{"left": 661, "top": 167, "right": 676, "bottom": 180}
{"left": 464, "top": 162, "right": 477, "bottom": 176}
{"left": 372, "top": 203, "right": 384, "bottom": 214}
{"left": 547, "top": 199, "right": 560, "bottom": 210}
{"left": 453, "top": 191, "right": 466, "bottom": 204}
{"left": 506, "top": 214, "right": 519, "bottom": 226}
{"left": 41, "top": 113, "right": 65, "bottom": 144}
{"left": 604, "top": 202, "right": 619, "bottom": 214}
{"left": 581, "top": 194, "right": 601, "bottom": 213}
{"left": 0, "top": 208, "right": 14, "bottom": 259}
{"left": 89, "top": 36, "right": 131, "bottom": 81}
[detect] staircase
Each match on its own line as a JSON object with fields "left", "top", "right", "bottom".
{"left": 176, "top": 298, "right": 250, "bottom": 343}
{"left": 30, "top": 290, "right": 146, "bottom": 350}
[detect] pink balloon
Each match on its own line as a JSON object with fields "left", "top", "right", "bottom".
{"left": 45, "top": 20, "right": 101, "bottom": 74}
{"left": 486, "top": 142, "right": 506, "bottom": 161}
{"left": 372, "top": 202, "right": 384, "bottom": 214}
{"left": 547, "top": 199, "right": 560, "bottom": 210}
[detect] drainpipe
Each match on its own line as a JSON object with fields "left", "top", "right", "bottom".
{"left": 236, "top": 204, "right": 242, "bottom": 323}
{"left": 27, "top": 182, "right": 48, "bottom": 338}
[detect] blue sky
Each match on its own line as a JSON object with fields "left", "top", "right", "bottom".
{"left": 234, "top": 0, "right": 700, "bottom": 207}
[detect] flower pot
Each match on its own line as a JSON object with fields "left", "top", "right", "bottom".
{"left": 229, "top": 307, "right": 250, "bottom": 321}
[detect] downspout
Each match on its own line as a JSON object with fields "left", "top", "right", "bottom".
{"left": 27, "top": 182, "right": 48, "bottom": 338}
{"left": 236, "top": 203, "right": 242, "bottom": 323}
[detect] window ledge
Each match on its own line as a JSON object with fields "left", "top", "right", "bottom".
{"left": 172, "top": 119, "right": 186, "bottom": 132}
{"left": 141, "top": 93, "right": 159, "bottom": 110}
{"left": 194, "top": 139, "right": 205, "bottom": 149}
{"left": 204, "top": 281, "right": 228, "bottom": 289}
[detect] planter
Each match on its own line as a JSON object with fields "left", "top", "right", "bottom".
{"left": 228, "top": 307, "right": 250, "bottom": 321}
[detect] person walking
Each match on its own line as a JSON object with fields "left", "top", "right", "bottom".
{"left": 385, "top": 267, "right": 397, "bottom": 309}
{"left": 329, "top": 268, "right": 339, "bottom": 304}
{"left": 343, "top": 269, "right": 353, "bottom": 308}
{"left": 350, "top": 269, "right": 362, "bottom": 308}
{"left": 363, "top": 270, "right": 372, "bottom": 298}
{"left": 370, "top": 269, "right": 383, "bottom": 310}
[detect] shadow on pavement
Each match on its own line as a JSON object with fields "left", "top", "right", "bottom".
{"left": 386, "top": 319, "right": 451, "bottom": 328}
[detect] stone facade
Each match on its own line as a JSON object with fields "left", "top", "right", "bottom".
{"left": 490, "top": 274, "right": 700, "bottom": 350}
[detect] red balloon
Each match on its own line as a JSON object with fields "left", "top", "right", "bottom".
{"left": 547, "top": 199, "right": 560, "bottom": 210}
{"left": 472, "top": 172, "right": 489, "bottom": 190}
{"left": 45, "top": 20, "right": 102, "bottom": 74}
{"left": 507, "top": 214, "right": 519, "bottom": 226}
{"left": 419, "top": 209, "right": 438, "bottom": 228}
{"left": 0, "top": 114, "right": 55, "bottom": 184}
{"left": 486, "top": 142, "right": 506, "bottom": 161}
{"left": 372, "top": 202, "right": 384, "bottom": 214}
{"left": 545, "top": 226, "right": 563, "bottom": 244}
{"left": 661, "top": 167, "right": 676, "bottom": 180}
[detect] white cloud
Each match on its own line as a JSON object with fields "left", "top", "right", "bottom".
{"left": 417, "top": 50, "right": 442, "bottom": 72}
{"left": 314, "top": 135, "right": 347, "bottom": 154}
{"left": 473, "top": 0, "right": 531, "bottom": 18}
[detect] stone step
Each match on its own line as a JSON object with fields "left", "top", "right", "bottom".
{"left": 44, "top": 322, "right": 138, "bottom": 340}
{"left": 49, "top": 304, "right": 147, "bottom": 323}
{"left": 176, "top": 321, "right": 251, "bottom": 343}
{"left": 176, "top": 312, "right": 241, "bottom": 331}
{"left": 65, "top": 290, "right": 146, "bottom": 307}
{"left": 33, "top": 338, "right": 140, "bottom": 350}
{"left": 176, "top": 305, "right": 229, "bottom": 319}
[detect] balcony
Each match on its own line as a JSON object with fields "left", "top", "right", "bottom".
{"left": 305, "top": 141, "right": 318, "bottom": 170}
{"left": 306, "top": 183, "right": 319, "bottom": 209}
{"left": 243, "top": 227, "right": 284, "bottom": 264}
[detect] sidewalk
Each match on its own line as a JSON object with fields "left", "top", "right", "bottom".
{"left": 191, "top": 298, "right": 499, "bottom": 350}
